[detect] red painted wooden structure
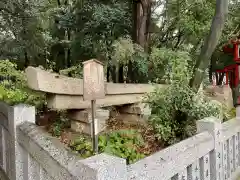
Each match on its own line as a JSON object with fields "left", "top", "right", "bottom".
{"left": 216, "top": 39, "right": 240, "bottom": 87}
{"left": 216, "top": 39, "right": 240, "bottom": 105}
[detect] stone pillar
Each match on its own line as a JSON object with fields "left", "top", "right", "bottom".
{"left": 72, "top": 153, "right": 127, "bottom": 180}
{"left": 197, "top": 117, "right": 223, "bottom": 180}
{"left": 236, "top": 106, "right": 240, "bottom": 120}
{"left": 8, "top": 104, "right": 36, "bottom": 180}
{"left": 68, "top": 109, "right": 109, "bottom": 135}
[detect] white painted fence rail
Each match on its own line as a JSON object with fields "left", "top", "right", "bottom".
{"left": 0, "top": 101, "right": 240, "bottom": 180}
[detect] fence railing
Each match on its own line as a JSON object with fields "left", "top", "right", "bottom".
{"left": 0, "top": 102, "right": 240, "bottom": 180}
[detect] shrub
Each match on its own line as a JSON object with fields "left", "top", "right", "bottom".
{"left": 111, "top": 36, "right": 149, "bottom": 82}
{"left": 145, "top": 49, "right": 222, "bottom": 145}
{"left": 223, "top": 107, "right": 236, "bottom": 121}
{"left": 0, "top": 60, "right": 46, "bottom": 111}
{"left": 60, "top": 64, "right": 83, "bottom": 78}
{"left": 69, "top": 129, "right": 146, "bottom": 164}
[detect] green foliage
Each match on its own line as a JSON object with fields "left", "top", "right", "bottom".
{"left": 145, "top": 49, "right": 222, "bottom": 145}
{"left": 149, "top": 47, "right": 193, "bottom": 83}
{"left": 50, "top": 119, "right": 67, "bottom": 137}
{"left": 111, "top": 36, "right": 149, "bottom": 78}
{"left": 0, "top": 60, "right": 46, "bottom": 110}
{"left": 223, "top": 107, "right": 236, "bottom": 122}
{"left": 69, "top": 129, "right": 146, "bottom": 164}
{"left": 71, "top": 0, "right": 131, "bottom": 62}
{"left": 0, "top": 0, "right": 49, "bottom": 63}
{"left": 60, "top": 64, "right": 83, "bottom": 78}
{"left": 99, "top": 129, "right": 146, "bottom": 164}
{"left": 69, "top": 136, "right": 93, "bottom": 158}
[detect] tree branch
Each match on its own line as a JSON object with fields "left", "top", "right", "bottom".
{"left": 190, "top": 0, "right": 229, "bottom": 90}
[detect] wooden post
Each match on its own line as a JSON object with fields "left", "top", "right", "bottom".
{"left": 91, "top": 100, "right": 98, "bottom": 153}
{"left": 83, "top": 59, "right": 105, "bottom": 154}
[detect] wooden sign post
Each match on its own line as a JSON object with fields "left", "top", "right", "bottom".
{"left": 83, "top": 59, "right": 105, "bottom": 154}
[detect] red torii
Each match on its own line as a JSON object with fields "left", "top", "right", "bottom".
{"left": 216, "top": 39, "right": 240, "bottom": 86}
{"left": 216, "top": 64, "right": 238, "bottom": 87}
{"left": 222, "top": 38, "right": 240, "bottom": 62}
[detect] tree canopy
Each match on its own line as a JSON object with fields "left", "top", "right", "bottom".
{"left": 0, "top": 0, "right": 236, "bottom": 85}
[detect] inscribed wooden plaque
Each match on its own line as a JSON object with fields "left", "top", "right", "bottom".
{"left": 83, "top": 59, "right": 105, "bottom": 100}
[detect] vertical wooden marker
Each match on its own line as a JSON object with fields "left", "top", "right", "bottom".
{"left": 83, "top": 59, "right": 105, "bottom": 154}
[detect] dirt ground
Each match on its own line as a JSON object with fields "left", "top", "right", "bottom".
{"left": 204, "top": 85, "right": 233, "bottom": 108}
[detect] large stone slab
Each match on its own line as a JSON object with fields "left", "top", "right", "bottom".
{"left": 25, "top": 66, "right": 163, "bottom": 95}
{"left": 110, "top": 111, "right": 148, "bottom": 125}
{"left": 69, "top": 109, "right": 110, "bottom": 135}
{"left": 68, "top": 109, "right": 110, "bottom": 123}
{"left": 118, "top": 103, "right": 151, "bottom": 115}
{"left": 110, "top": 103, "right": 151, "bottom": 125}
{"left": 47, "top": 94, "right": 144, "bottom": 110}
{"left": 71, "top": 120, "right": 106, "bottom": 135}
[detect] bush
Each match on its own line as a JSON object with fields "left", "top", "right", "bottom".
{"left": 60, "top": 65, "right": 83, "bottom": 78}
{"left": 111, "top": 36, "right": 149, "bottom": 82}
{"left": 223, "top": 107, "right": 236, "bottom": 121}
{"left": 0, "top": 60, "right": 46, "bottom": 111}
{"left": 69, "top": 129, "right": 146, "bottom": 164}
{"left": 145, "top": 49, "right": 222, "bottom": 145}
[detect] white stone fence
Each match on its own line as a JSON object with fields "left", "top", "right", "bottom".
{"left": 0, "top": 102, "right": 240, "bottom": 180}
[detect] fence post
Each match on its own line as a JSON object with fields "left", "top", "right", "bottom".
{"left": 71, "top": 153, "right": 127, "bottom": 180}
{"left": 236, "top": 106, "right": 240, "bottom": 120}
{"left": 8, "top": 104, "right": 35, "bottom": 180}
{"left": 197, "top": 117, "right": 223, "bottom": 180}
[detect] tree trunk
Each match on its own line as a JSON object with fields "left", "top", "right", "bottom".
{"left": 132, "top": 2, "right": 138, "bottom": 43}
{"left": 129, "top": 0, "right": 152, "bottom": 82}
{"left": 135, "top": 0, "right": 152, "bottom": 51}
{"left": 24, "top": 50, "right": 29, "bottom": 68}
{"left": 118, "top": 65, "right": 124, "bottom": 83}
{"left": 190, "top": 0, "right": 229, "bottom": 91}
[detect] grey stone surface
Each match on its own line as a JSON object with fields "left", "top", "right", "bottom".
{"left": 17, "top": 122, "right": 127, "bottom": 180}
{"left": 127, "top": 132, "right": 214, "bottom": 180}
{"left": 71, "top": 154, "right": 127, "bottom": 180}
{"left": 17, "top": 122, "right": 77, "bottom": 180}
{"left": 1, "top": 102, "right": 240, "bottom": 180}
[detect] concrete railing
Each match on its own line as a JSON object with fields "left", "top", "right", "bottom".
{"left": 0, "top": 102, "right": 240, "bottom": 180}
{"left": 0, "top": 102, "right": 127, "bottom": 180}
{"left": 127, "top": 117, "right": 240, "bottom": 180}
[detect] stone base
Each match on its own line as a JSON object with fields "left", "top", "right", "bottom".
{"left": 71, "top": 120, "right": 106, "bottom": 135}
{"left": 69, "top": 109, "right": 109, "bottom": 135}
{"left": 110, "top": 103, "right": 151, "bottom": 126}
{"left": 118, "top": 103, "right": 151, "bottom": 115}
{"left": 110, "top": 111, "right": 148, "bottom": 126}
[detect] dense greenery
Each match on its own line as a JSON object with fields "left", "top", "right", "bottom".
{"left": 0, "top": 0, "right": 235, "bottom": 84}
{"left": 0, "top": 0, "right": 238, "bottom": 161}
{"left": 69, "top": 130, "right": 146, "bottom": 164}
{"left": 145, "top": 49, "right": 222, "bottom": 145}
{"left": 0, "top": 60, "right": 46, "bottom": 110}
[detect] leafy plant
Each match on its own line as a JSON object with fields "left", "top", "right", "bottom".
{"left": 51, "top": 120, "right": 65, "bottom": 137}
{"left": 111, "top": 36, "right": 149, "bottom": 79}
{"left": 60, "top": 65, "right": 83, "bottom": 78}
{"left": 223, "top": 107, "right": 236, "bottom": 122}
{"left": 69, "top": 129, "right": 147, "bottom": 164}
{"left": 0, "top": 60, "right": 46, "bottom": 110}
{"left": 145, "top": 49, "right": 222, "bottom": 145}
{"left": 69, "top": 136, "right": 94, "bottom": 158}
{"left": 99, "top": 129, "right": 146, "bottom": 164}
{"left": 48, "top": 113, "right": 70, "bottom": 137}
